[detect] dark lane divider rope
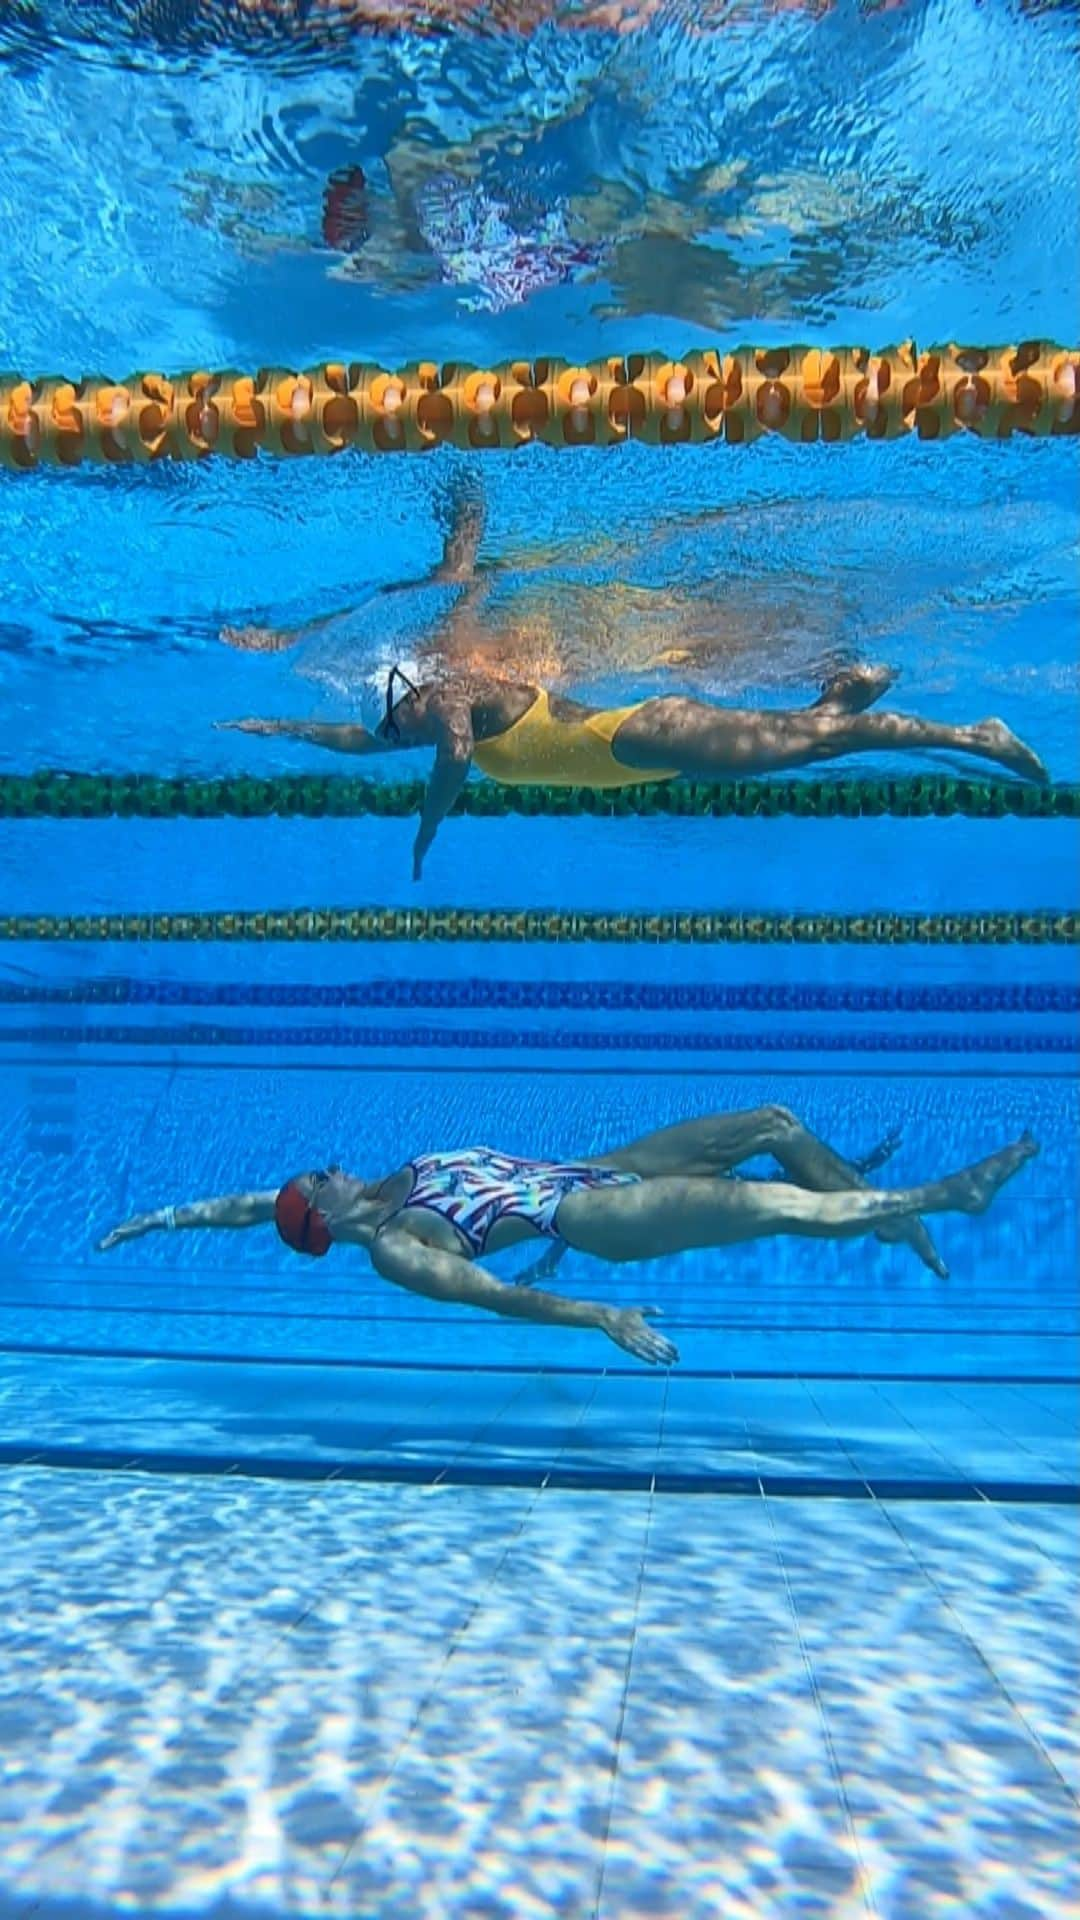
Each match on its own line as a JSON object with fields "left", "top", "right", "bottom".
{"left": 1, "top": 909, "right": 1076, "bottom": 944}
{"left": 0, "top": 1023, "right": 1072, "bottom": 1053}
{"left": 1, "top": 979, "right": 1075, "bottom": 1011}
{"left": 0, "top": 773, "right": 1076, "bottom": 821}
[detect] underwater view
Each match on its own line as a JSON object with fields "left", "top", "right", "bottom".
{"left": 1, "top": 0, "right": 1078, "bottom": 1915}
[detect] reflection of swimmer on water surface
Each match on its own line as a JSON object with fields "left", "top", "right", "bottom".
{"left": 321, "top": 162, "right": 606, "bottom": 313}
{"left": 315, "top": 148, "right": 764, "bottom": 327}
{"left": 215, "top": 0, "right": 854, "bottom": 32}
{"left": 218, "top": 0, "right": 734, "bottom": 35}
{"left": 218, "top": 482, "right": 500, "bottom": 667}
{"left": 217, "top": 480, "right": 842, "bottom": 692}
{"left": 189, "top": 113, "right": 863, "bottom": 334}
{"left": 218, "top": 486, "right": 1049, "bottom": 881}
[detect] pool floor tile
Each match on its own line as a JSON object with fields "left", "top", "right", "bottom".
{"left": 0, "top": 1467, "right": 1076, "bottom": 1919}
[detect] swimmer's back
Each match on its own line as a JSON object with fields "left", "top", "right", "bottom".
{"left": 472, "top": 689, "right": 678, "bottom": 788}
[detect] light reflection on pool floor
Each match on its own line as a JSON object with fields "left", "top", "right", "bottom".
{"left": 0, "top": 1466, "right": 1076, "bottom": 1920}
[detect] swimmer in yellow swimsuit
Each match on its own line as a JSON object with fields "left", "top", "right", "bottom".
{"left": 219, "top": 490, "right": 1049, "bottom": 879}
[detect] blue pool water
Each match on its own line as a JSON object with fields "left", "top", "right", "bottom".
{"left": 1, "top": 2, "right": 1079, "bottom": 1915}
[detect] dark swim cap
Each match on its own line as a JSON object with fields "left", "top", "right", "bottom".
{"left": 274, "top": 1180, "right": 332, "bottom": 1258}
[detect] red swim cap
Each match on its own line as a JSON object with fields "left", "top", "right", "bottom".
{"left": 275, "top": 1180, "right": 332, "bottom": 1258}
{"left": 322, "top": 167, "right": 369, "bottom": 253}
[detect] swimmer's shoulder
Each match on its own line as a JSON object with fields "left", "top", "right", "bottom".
{"left": 467, "top": 680, "right": 544, "bottom": 740}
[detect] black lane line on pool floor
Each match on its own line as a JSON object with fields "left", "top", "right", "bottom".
{"left": 1, "top": 1341, "right": 1076, "bottom": 1386}
{"left": 0, "top": 1444, "right": 1075, "bottom": 1503}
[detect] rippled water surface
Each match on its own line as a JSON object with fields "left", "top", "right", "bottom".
{"left": 2, "top": 0, "right": 1078, "bottom": 370}
{"left": 1, "top": 0, "right": 1078, "bottom": 776}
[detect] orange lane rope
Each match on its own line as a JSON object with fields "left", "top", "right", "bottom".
{"left": 2, "top": 341, "right": 1077, "bottom": 467}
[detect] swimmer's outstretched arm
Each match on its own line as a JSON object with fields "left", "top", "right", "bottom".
{"left": 97, "top": 1189, "right": 277, "bottom": 1250}
{"left": 216, "top": 717, "right": 390, "bottom": 753}
{"left": 371, "top": 1226, "right": 678, "bottom": 1366}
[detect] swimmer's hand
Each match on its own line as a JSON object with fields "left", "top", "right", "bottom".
{"left": 97, "top": 1211, "right": 163, "bottom": 1251}
{"left": 412, "top": 824, "right": 439, "bottom": 882}
{"left": 603, "top": 1305, "right": 678, "bottom": 1367}
{"left": 215, "top": 717, "right": 286, "bottom": 736}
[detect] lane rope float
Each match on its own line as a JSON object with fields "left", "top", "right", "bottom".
{"left": 2, "top": 340, "right": 1077, "bottom": 467}
{"left": 0, "top": 909, "right": 1075, "bottom": 945}
{"left": 1, "top": 980, "right": 1075, "bottom": 1012}
{"left": 1, "top": 773, "right": 1076, "bottom": 821}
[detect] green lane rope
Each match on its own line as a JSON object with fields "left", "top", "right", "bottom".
{"left": 1, "top": 909, "right": 1075, "bottom": 945}
{"left": 1, "top": 773, "right": 1076, "bottom": 821}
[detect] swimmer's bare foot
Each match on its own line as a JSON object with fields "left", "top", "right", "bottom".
{"left": 940, "top": 1133, "right": 1039, "bottom": 1215}
{"left": 853, "top": 1126, "right": 902, "bottom": 1176}
{"left": 849, "top": 1126, "right": 949, "bottom": 1278}
{"left": 814, "top": 664, "right": 897, "bottom": 713}
{"left": 971, "top": 719, "right": 1049, "bottom": 784}
{"left": 877, "top": 1214, "right": 949, "bottom": 1281}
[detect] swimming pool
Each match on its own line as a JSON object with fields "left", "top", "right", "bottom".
{"left": 1, "top": 2, "right": 1078, "bottom": 1915}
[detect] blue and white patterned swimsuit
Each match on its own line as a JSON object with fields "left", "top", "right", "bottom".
{"left": 395, "top": 1147, "right": 639, "bottom": 1256}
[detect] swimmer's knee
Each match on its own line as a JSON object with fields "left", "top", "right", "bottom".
{"left": 760, "top": 1103, "right": 798, "bottom": 1138}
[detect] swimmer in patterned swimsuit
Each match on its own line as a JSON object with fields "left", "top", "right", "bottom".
{"left": 99, "top": 1107, "right": 1037, "bottom": 1367}
{"left": 218, "top": 487, "right": 1049, "bottom": 879}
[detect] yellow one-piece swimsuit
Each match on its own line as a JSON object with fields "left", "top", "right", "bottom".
{"left": 471, "top": 689, "right": 679, "bottom": 789}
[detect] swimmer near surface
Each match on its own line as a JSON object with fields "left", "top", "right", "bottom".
{"left": 217, "top": 484, "right": 1051, "bottom": 879}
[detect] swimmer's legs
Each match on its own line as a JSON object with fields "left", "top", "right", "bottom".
{"left": 595, "top": 1104, "right": 874, "bottom": 1183}
{"left": 592, "top": 1104, "right": 947, "bottom": 1278}
{"left": 807, "top": 709, "right": 1049, "bottom": 784}
{"left": 559, "top": 1135, "right": 1037, "bottom": 1264}
{"left": 612, "top": 678, "right": 1049, "bottom": 783}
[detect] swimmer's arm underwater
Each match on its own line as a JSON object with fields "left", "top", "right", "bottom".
{"left": 97, "top": 1190, "right": 277, "bottom": 1249}
{"left": 218, "top": 692, "right": 474, "bottom": 878}
{"left": 411, "top": 694, "right": 474, "bottom": 880}
{"left": 216, "top": 718, "right": 387, "bottom": 753}
{"left": 370, "top": 1227, "right": 678, "bottom": 1365}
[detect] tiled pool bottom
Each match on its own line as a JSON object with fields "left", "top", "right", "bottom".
{"left": 0, "top": 1469, "right": 1076, "bottom": 1920}
{"left": 0, "top": 1353, "right": 1077, "bottom": 1498}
